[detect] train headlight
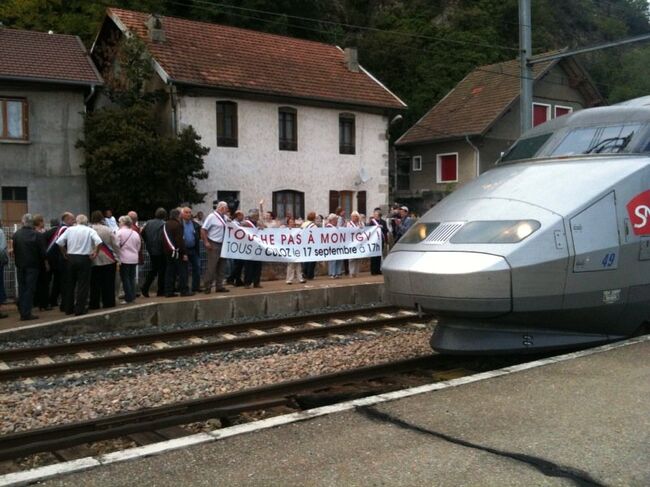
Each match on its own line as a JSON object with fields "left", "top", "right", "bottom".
{"left": 399, "top": 223, "right": 440, "bottom": 243}
{"left": 450, "top": 220, "right": 540, "bottom": 244}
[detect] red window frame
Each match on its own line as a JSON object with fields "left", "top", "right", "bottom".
{"left": 436, "top": 153, "right": 458, "bottom": 183}
{"left": 532, "top": 103, "right": 551, "bottom": 128}
{"left": 554, "top": 105, "right": 573, "bottom": 118}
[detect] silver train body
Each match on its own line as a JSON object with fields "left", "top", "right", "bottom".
{"left": 384, "top": 97, "right": 650, "bottom": 353}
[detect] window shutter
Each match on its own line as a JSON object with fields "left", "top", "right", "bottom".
{"left": 329, "top": 190, "right": 340, "bottom": 214}
{"left": 357, "top": 191, "right": 366, "bottom": 216}
{"left": 533, "top": 104, "right": 549, "bottom": 127}
{"left": 438, "top": 154, "right": 458, "bottom": 182}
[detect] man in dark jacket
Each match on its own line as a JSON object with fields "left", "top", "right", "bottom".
{"left": 12, "top": 213, "right": 46, "bottom": 320}
{"left": 181, "top": 206, "right": 201, "bottom": 293}
{"left": 141, "top": 207, "right": 167, "bottom": 297}
{"left": 44, "top": 212, "right": 74, "bottom": 309}
{"left": 163, "top": 208, "right": 190, "bottom": 297}
{"left": 368, "top": 208, "right": 389, "bottom": 275}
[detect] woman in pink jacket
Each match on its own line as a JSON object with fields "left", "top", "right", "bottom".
{"left": 117, "top": 215, "right": 142, "bottom": 304}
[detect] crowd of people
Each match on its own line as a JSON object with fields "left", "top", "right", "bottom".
{"left": 0, "top": 202, "right": 416, "bottom": 321}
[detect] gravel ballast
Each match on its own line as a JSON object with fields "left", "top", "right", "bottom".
{"left": 0, "top": 328, "right": 433, "bottom": 435}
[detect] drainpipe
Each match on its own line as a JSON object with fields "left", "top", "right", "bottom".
{"left": 169, "top": 81, "right": 178, "bottom": 135}
{"left": 84, "top": 85, "right": 96, "bottom": 111}
{"left": 465, "top": 135, "right": 480, "bottom": 177}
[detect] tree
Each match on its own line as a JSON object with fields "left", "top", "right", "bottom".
{"left": 77, "top": 37, "right": 209, "bottom": 218}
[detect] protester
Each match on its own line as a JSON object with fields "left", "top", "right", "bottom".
{"left": 242, "top": 210, "right": 263, "bottom": 288}
{"left": 283, "top": 216, "right": 305, "bottom": 284}
{"left": 368, "top": 208, "right": 388, "bottom": 275}
{"left": 89, "top": 210, "right": 118, "bottom": 309}
{"left": 300, "top": 212, "right": 318, "bottom": 280}
{"left": 13, "top": 213, "right": 46, "bottom": 320}
{"left": 347, "top": 211, "right": 364, "bottom": 278}
{"left": 396, "top": 206, "right": 414, "bottom": 241}
{"left": 116, "top": 215, "right": 141, "bottom": 304}
{"left": 128, "top": 210, "right": 145, "bottom": 271}
{"left": 56, "top": 214, "right": 102, "bottom": 316}
{"left": 103, "top": 209, "right": 118, "bottom": 232}
{"left": 141, "top": 207, "right": 167, "bottom": 297}
{"left": 45, "top": 212, "right": 74, "bottom": 310}
{"left": 193, "top": 211, "right": 204, "bottom": 225}
{"left": 181, "top": 206, "right": 202, "bottom": 293}
{"left": 326, "top": 213, "right": 343, "bottom": 278}
{"left": 32, "top": 214, "right": 51, "bottom": 311}
{"left": 226, "top": 210, "right": 245, "bottom": 287}
{"left": 163, "top": 208, "right": 191, "bottom": 297}
{"left": 259, "top": 200, "right": 280, "bottom": 228}
{"left": 201, "top": 201, "right": 229, "bottom": 293}
{"left": 0, "top": 220, "right": 7, "bottom": 319}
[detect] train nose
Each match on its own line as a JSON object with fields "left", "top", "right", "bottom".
{"left": 382, "top": 251, "right": 511, "bottom": 317}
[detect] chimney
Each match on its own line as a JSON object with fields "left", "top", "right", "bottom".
{"left": 344, "top": 47, "right": 359, "bottom": 73}
{"left": 146, "top": 14, "right": 165, "bottom": 43}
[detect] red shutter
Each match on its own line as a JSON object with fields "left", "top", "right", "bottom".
{"left": 329, "top": 190, "right": 340, "bottom": 214}
{"left": 439, "top": 155, "right": 457, "bottom": 182}
{"left": 555, "top": 106, "right": 572, "bottom": 118}
{"left": 356, "top": 191, "right": 366, "bottom": 216}
{"left": 533, "top": 104, "right": 549, "bottom": 127}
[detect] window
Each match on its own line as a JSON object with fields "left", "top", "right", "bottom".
{"left": 0, "top": 98, "right": 28, "bottom": 140}
{"left": 532, "top": 103, "right": 551, "bottom": 127}
{"left": 1, "top": 186, "right": 28, "bottom": 226}
{"left": 436, "top": 153, "right": 458, "bottom": 183}
{"left": 412, "top": 155, "right": 422, "bottom": 171}
{"left": 273, "top": 190, "right": 304, "bottom": 219}
{"left": 501, "top": 133, "right": 554, "bottom": 162}
{"left": 328, "top": 190, "right": 354, "bottom": 216}
{"left": 216, "top": 191, "right": 240, "bottom": 211}
{"left": 339, "top": 113, "right": 355, "bottom": 154}
{"left": 278, "top": 107, "right": 297, "bottom": 151}
{"left": 216, "top": 101, "right": 238, "bottom": 147}
{"left": 554, "top": 105, "right": 573, "bottom": 118}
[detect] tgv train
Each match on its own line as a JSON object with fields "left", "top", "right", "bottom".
{"left": 383, "top": 97, "right": 650, "bottom": 353}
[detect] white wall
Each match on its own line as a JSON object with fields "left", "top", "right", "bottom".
{"left": 177, "top": 96, "right": 390, "bottom": 217}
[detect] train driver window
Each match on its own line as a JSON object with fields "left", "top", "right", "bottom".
{"left": 550, "top": 123, "right": 641, "bottom": 156}
{"left": 501, "top": 133, "right": 553, "bottom": 162}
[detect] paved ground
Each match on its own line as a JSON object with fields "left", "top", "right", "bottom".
{"left": 0, "top": 273, "right": 383, "bottom": 332}
{"left": 36, "top": 338, "right": 649, "bottom": 487}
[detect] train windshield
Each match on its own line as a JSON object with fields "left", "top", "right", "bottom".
{"left": 502, "top": 122, "right": 646, "bottom": 162}
{"left": 501, "top": 133, "right": 553, "bottom": 162}
{"left": 549, "top": 123, "right": 641, "bottom": 156}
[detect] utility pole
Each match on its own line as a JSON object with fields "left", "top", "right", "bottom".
{"left": 519, "top": 0, "right": 533, "bottom": 134}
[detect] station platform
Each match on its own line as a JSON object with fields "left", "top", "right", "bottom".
{"left": 0, "top": 274, "right": 385, "bottom": 341}
{"left": 8, "top": 334, "right": 648, "bottom": 486}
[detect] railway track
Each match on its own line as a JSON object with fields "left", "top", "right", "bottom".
{"left": 0, "top": 354, "right": 470, "bottom": 463}
{"left": 0, "top": 306, "right": 428, "bottom": 380}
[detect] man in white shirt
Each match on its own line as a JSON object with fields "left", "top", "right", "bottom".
{"left": 103, "top": 209, "right": 118, "bottom": 233}
{"left": 57, "top": 214, "right": 102, "bottom": 316}
{"left": 201, "top": 201, "right": 230, "bottom": 293}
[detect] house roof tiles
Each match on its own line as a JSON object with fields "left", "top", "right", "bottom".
{"left": 0, "top": 27, "right": 102, "bottom": 86}
{"left": 396, "top": 55, "right": 566, "bottom": 146}
{"left": 107, "top": 8, "right": 405, "bottom": 110}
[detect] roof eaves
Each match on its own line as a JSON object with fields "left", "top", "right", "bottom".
{"left": 170, "top": 78, "right": 404, "bottom": 111}
{"left": 396, "top": 133, "right": 477, "bottom": 147}
{"left": 74, "top": 35, "right": 104, "bottom": 85}
{"left": 358, "top": 64, "right": 407, "bottom": 108}
{"left": 0, "top": 74, "right": 103, "bottom": 87}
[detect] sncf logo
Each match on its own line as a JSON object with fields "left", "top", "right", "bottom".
{"left": 627, "top": 190, "right": 650, "bottom": 235}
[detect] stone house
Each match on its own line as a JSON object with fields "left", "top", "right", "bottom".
{"left": 92, "top": 8, "right": 406, "bottom": 219}
{"left": 0, "top": 27, "right": 102, "bottom": 226}
{"left": 394, "top": 54, "right": 604, "bottom": 215}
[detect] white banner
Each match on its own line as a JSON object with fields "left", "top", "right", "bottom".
{"left": 221, "top": 224, "right": 382, "bottom": 263}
